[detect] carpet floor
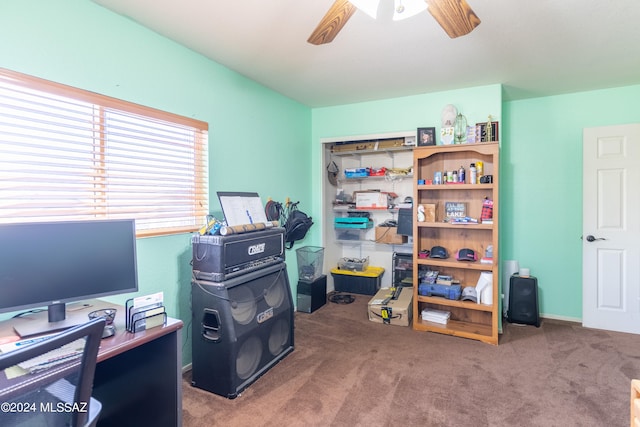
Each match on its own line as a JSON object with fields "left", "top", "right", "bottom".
{"left": 182, "top": 293, "right": 640, "bottom": 427}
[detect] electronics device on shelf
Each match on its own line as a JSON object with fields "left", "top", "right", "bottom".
{"left": 192, "top": 228, "right": 285, "bottom": 282}
{"left": 0, "top": 219, "right": 139, "bottom": 337}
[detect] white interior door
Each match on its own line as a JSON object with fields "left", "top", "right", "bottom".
{"left": 583, "top": 124, "right": 640, "bottom": 334}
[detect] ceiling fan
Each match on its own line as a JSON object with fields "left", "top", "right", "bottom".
{"left": 308, "top": 0, "right": 481, "bottom": 45}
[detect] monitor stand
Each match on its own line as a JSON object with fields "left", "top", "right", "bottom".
{"left": 48, "top": 302, "right": 66, "bottom": 322}
{"left": 13, "top": 318, "right": 81, "bottom": 338}
{"left": 13, "top": 303, "right": 84, "bottom": 338}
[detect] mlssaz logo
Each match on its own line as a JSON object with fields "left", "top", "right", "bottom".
{"left": 248, "top": 243, "right": 266, "bottom": 255}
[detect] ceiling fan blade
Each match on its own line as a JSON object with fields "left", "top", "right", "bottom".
{"left": 308, "top": 0, "right": 357, "bottom": 45}
{"left": 426, "top": 0, "right": 481, "bottom": 38}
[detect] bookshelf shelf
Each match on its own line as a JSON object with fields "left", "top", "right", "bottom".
{"left": 412, "top": 143, "right": 500, "bottom": 345}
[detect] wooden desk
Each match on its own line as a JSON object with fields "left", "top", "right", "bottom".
{"left": 0, "top": 300, "right": 183, "bottom": 427}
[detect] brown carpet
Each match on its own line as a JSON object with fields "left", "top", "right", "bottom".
{"left": 182, "top": 294, "right": 640, "bottom": 427}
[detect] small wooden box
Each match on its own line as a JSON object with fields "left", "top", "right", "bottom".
{"left": 423, "top": 204, "right": 436, "bottom": 222}
{"left": 375, "top": 226, "right": 407, "bottom": 244}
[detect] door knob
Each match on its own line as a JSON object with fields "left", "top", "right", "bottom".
{"left": 586, "top": 235, "right": 606, "bottom": 242}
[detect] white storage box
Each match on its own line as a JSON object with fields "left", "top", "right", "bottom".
{"left": 355, "top": 192, "right": 393, "bottom": 209}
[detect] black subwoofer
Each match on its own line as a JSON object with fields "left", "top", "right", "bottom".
{"left": 191, "top": 262, "right": 294, "bottom": 398}
{"left": 507, "top": 275, "right": 540, "bottom": 327}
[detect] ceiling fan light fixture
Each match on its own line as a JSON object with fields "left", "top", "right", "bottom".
{"left": 426, "top": 0, "right": 481, "bottom": 38}
{"left": 308, "top": 0, "right": 480, "bottom": 45}
{"left": 348, "top": 0, "right": 380, "bottom": 19}
{"left": 393, "top": 0, "right": 428, "bottom": 21}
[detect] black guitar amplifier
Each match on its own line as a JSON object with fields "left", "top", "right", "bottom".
{"left": 192, "top": 228, "right": 285, "bottom": 282}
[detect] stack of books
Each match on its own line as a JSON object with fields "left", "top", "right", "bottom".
{"left": 435, "top": 275, "right": 453, "bottom": 285}
{"left": 421, "top": 308, "right": 451, "bottom": 324}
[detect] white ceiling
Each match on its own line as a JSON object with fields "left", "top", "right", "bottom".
{"left": 93, "top": 0, "right": 640, "bottom": 108}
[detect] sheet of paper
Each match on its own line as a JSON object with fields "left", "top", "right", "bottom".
{"left": 0, "top": 332, "right": 58, "bottom": 354}
{"left": 219, "top": 195, "right": 268, "bottom": 226}
{"left": 133, "top": 291, "right": 163, "bottom": 308}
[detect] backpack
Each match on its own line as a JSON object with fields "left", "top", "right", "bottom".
{"left": 284, "top": 210, "right": 313, "bottom": 249}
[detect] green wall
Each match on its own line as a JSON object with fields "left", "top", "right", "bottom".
{"left": 2, "top": 0, "right": 640, "bottom": 364}
{"left": 0, "top": 0, "right": 311, "bottom": 365}
{"left": 310, "top": 85, "right": 504, "bottom": 307}
{"left": 502, "top": 85, "right": 640, "bottom": 320}
{"left": 312, "top": 84, "right": 640, "bottom": 322}
{"left": 309, "top": 83, "right": 503, "bottom": 236}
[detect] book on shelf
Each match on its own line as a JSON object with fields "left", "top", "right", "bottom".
{"left": 480, "top": 257, "right": 493, "bottom": 265}
{"left": 435, "top": 278, "right": 461, "bottom": 286}
{"left": 436, "top": 275, "right": 453, "bottom": 286}
{"left": 421, "top": 308, "right": 450, "bottom": 324}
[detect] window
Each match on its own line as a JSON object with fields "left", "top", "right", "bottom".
{"left": 0, "top": 68, "right": 209, "bottom": 237}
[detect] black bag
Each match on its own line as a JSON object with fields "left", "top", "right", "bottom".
{"left": 284, "top": 210, "right": 313, "bottom": 249}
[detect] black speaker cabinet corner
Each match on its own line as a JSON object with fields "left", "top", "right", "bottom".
{"left": 507, "top": 275, "right": 540, "bottom": 327}
{"left": 191, "top": 262, "right": 294, "bottom": 398}
{"left": 297, "top": 274, "right": 327, "bottom": 313}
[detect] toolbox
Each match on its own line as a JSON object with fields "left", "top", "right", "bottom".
{"left": 418, "top": 283, "right": 461, "bottom": 300}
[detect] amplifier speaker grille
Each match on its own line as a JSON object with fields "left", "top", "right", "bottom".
{"left": 191, "top": 262, "right": 294, "bottom": 398}
{"left": 507, "top": 275, "right": 540, "bottom": 327}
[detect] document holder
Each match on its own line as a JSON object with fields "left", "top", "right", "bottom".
{"left": 125, "top": 298, "right": 167, "bottom": 333}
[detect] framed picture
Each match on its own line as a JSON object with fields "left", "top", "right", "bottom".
{"left": 445, "top": 202, "right": 467, "bottom": 220}
{"left": 417, "top": 127, "right": 436, "bottom": 146}
{"left": 475, "top": 121, "right": 499, "bottom": 142}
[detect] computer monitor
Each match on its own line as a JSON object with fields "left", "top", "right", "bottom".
{"left": 397, "top": 208, "right": 413, "bottom": 236}
{"left": 0, "top": 219, "right": 138, "bottom": 337}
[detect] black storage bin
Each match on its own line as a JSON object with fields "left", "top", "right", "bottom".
{"left": 330, "top": 267, "right": 384, "bottom": 295}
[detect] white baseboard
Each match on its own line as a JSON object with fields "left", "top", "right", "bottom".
{"left": 499, "top": 313, "right": 581, "bottom": 334}
{"left": 540, "top": 313, "right": 581, "bottom": 324}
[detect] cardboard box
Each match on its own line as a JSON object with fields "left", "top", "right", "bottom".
{"left": 355, "top": 191, "right": 394, "bottom": 209}
{"left": 367, "top": 287, "right": 413, "bottom": 326}
{"left": 375, "top": 226, "right": 407, "bottom": 244}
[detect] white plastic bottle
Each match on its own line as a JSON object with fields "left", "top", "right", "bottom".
{"left": 469, "top": 163, "right": 476, "bottom": 185}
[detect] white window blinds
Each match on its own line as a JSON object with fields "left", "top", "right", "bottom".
{"left": 0, "top": 68, "right": 209, "bottom": 237}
